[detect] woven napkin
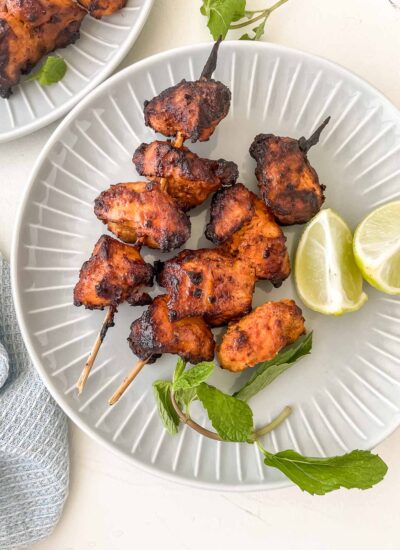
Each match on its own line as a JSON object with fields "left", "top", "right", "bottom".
{"left": 0, "top": 254, "right": 69, "bottom": 549}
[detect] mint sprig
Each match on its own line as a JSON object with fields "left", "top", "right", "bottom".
{"left": 200, "top": 0, "right": 289, "bottom": 41}
{"left": 27, "top": 56, "right": 67, "bottom": 86}
{"left": 153, "top": 351, "right": 388, "bottom": 494}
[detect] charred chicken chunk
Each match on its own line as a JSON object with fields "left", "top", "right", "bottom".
{"left": 73, "top": 235, "right": 153, "bottom": 310}
{"left": 132, "top": 140, "right": 238, "bottom": 211}
{"left": 205, "top": 182, "right": 255, "bottom": 243}
{"left": 249, "top": 118, "right": 330, "bottom": 225}
{"left": 206, "top": 183, "right": 290, "bottom": 286}
{"left": 0, "top": 0, "right": 85, "bottom": 98}
{"left": 157, "top": 248, "right": 256, "bottom": 327}
{"left": 77, "top": 0, "right": 125, "bottom": 18}
{"left": 3, "top": 0, "right": 84, "bottom": 25}
{"left": 128, "top": 295, "right": 215, "bottom": 364}
{"left": 143, "top": 39, "right": 231, "bottom": 143}
{"left": 218, "top": 299, "right": 305, "bottom": 372}
{"left": 94, "top": 182, "right": 191, "bottom": 252}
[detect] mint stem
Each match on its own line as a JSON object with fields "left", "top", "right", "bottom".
{"left": 252, "top": 406, "right": 292, "bottom": 439}
{"left": 171, "top": 389, "right": 292, "bottom": 443}
{"left": 229, "top": 0, "right": 289, "bottom": 30}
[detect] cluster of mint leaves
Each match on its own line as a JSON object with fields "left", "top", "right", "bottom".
{"left": 27, "top": 56, "right": 67, "bottom": 86}
{"left": 153, "top": 333, "right": 388, "bottom": 495}
{"left": 200, "top": 0, "right": 289, "bottom": 41}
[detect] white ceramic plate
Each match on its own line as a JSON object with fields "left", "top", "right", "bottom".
{"left": 0, "top": 0, "right": 153, "bottom": 143}
{"left": 12, "top": 41, "right": 400, "bottom": 490}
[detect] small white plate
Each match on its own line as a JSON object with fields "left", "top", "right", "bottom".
{"left": 12, "top": 41, "right": 400, "bottom": 490}
{"left": 0, "top": 0, "right": 153, "bottom": 143}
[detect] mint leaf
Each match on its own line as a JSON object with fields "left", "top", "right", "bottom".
{"left": 173, "top": 362, "right": 214, "bottom": 391}
{"left": 27, "top": 56, "right": 67, "bottom": 86}
{"left": 173, "top": 357, "right": 186, "bottom": 384}
{"left": 175, "top": 387, "right": 197, "bottom": 410}
{"left": 234, "top": 333, "right": 312, "bottom": 402}
{"left": 196, "top": 383, "right": 253, "bottom": 442}
{"left": 262, "top": 448, "right": 387, "bottom": 495}
{"left": 200, "top": 0, "right": 246, "bottom": 39}
{"left": 153, "top": 380, "right": 180, "bottom": 435}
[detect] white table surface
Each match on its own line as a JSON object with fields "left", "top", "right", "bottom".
{"left": 1, "top": 0, "right": 400, "bottom": 548}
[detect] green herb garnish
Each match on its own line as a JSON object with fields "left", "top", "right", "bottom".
{"left": 153, "top": 380, "right": 180, "bottom": 435}
{"left": 197, "top": 383, "right": 253, "bottom": 442}
{"left": 27, "top": 56, "right": 67, "bottom": 86}
{"left": 152, "top": 342, "right": 388, "bottom": 494}
{"left": 200, "top": 0, "right": 289, "bottom": 41}
{"left": 261, "top": 447, "right": 388, "bottom": 495}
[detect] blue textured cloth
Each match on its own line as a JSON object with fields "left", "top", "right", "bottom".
{"left": 0, "top": 254, "right": 69, "bottom": 549}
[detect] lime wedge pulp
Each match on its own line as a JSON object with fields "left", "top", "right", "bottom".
{"left": 295, "top": 209, "right": 368, "bottom": 315}
{"left": 353, "top": 201, "right": 400, "bottom": 295}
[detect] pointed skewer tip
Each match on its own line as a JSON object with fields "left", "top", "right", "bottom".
{"left": 298, "top": 116, "right": 331, "bottom": 153}
{"left": 200, "top": 36, "right": 223, "bottom": 81}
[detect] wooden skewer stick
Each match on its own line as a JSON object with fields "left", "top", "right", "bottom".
{"left": 159, "top": 131, "right": 185, "bottom": 193}
{"left": 173, "top": 131, "right": 184, "bottom": 149}
{"left": 108, "top": 356, "right": 151, "bottom": 406}
{"left": 108, "top": 130, "right": 186, "bottom": 402}
{"left": 76, "top": 306, "right": 116, "bottom": 395}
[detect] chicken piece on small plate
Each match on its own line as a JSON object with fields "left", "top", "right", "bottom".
{"left": 73, "top": 235, "right": 153, "bottom": 310}
{"left": 0, "top": 1, "right": 85, "bottom": 98}
{"left": 77, "top": 0, "right": 125, "bottom": 18}
{"left": 218, "top": 299, "right": 305, "bottom": 372}
{"left": 94, "top": 181, "right": 191, "bottom": 252}
{"left": 128, "top": 295, "right": 215, "bottom": 364}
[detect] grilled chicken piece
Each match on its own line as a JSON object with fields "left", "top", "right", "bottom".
{"left": 128, "top": 295, "right": 215, "bottom": 364}
{"left": 206, "top": 183, "right": 290, "bottom": 286}
{"left": 73, "top": 235, "right": 154, "bottom": 310}
{"left": 94, "top": 182, "right": 191, "bottom": 252}
{"left": 143, "top": 38, "right": 230, "bottom": 143}
{"left": 157, "top": 248, "right": 256, "bottom": 327}
{"left": 249, "top": 118, "right": 330, "bottom": 225}
{"left": 3, "top": 0, "right": 84, "bottom": 25}
{"left": 0, "top": 0, "right": 85, "bottom": 98}
{"left": 132, "top": 140, "right": 238, "bottom": 211}
{"left": 218, "top": 299, "right": 305, "bottom": 372}
{"left": 77, "top": 0, "right": 125, "bottom": 18}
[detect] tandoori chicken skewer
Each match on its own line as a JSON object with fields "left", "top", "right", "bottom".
{"left": 73, "top": 235, "right": 154, "bottom": 393}
{"left": 218, "top": 299, "right": 306, "bottom": 372}
{"left": 108, "top": 295, "right": 215, "bottom": 404}
{"left": 109, "top": 244, "right": 257, "bottom": 403}
{"left": 249, "top": 117, "right": 330, "bottom": 225}
{"left": 134, "top": 38, "right": 235, "bottom": 210}
{"left": 205, "top": 182, "right": 291, "bottom": 287}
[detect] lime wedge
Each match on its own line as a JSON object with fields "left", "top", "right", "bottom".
{"left": 353, "top": 201, "right": 400, "bottom": 295}
{"left": 295, "top": 209, "right": 368, "bottom": 315}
